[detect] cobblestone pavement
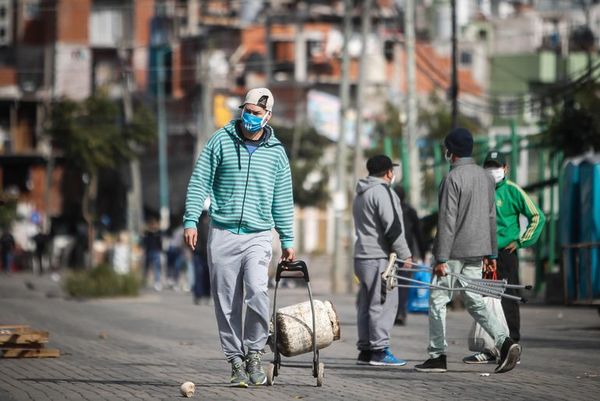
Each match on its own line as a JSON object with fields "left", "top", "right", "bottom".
{"left": 0, "top": 267, "right": 599, "bottom": 401}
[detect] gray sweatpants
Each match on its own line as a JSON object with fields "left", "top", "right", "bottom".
{"left": 355, "top": 258, "right": 399, "bottom": 351}
{"left": 207, "top": 225, "right": 272, "bottom": 362}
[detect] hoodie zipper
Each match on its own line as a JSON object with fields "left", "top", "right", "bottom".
{"left": 237, "top": 151, "right": 253, "bottom": 233}
{"left": 234, "top": 124, "right": 277, "bottom": 234}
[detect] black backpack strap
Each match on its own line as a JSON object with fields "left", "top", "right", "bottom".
{"left": 381, "top": 184, "right": 403, "bottom": 250}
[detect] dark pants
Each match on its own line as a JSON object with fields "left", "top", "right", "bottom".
{"left": 193, "top": 252, "right": 210, "bottom": 299}
{"left": 497, "top": 249, "right": 520, "bottom": 342}
{"left": 396, "top": 270, "right": 410, "bottom": 322}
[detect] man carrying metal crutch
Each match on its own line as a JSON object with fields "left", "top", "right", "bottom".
{"left": 353, "top": 155, "right": 412, "bottom": 366}
{"left": 414, "top": 128, "right": 521, "bottom": 374}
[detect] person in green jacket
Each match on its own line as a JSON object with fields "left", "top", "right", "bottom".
{"left": 183, "top": 88, "right": 295, "bottom": 387}
{"left": 463, "top": 150, "right": 545, "bottom": 364}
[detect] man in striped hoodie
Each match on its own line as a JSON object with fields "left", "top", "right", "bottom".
{"left": 183, "top": 88, "right": 295, "bottom": 387}
{"left": 463, "top": 150, "right": 545, "bottom": 364}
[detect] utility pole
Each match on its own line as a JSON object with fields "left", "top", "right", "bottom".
{"left": 197, "top": 49, "right": 214, "bottom": 160}
{"left": 157, "top": 49, "right": 170, "bottom": 230}
{"left": 450, "top": 0, "right": 459, "bottom": 129}
{"left": 264, "top": 10, "right": 273, "bottom": 85}
{"left": 119, "top": 45, "right": 143, "bottom": 270}
{"left": 353, "top": 0, "right": 372, "bottom": 185}
{"left": 333, "top": 0, "right": 352, "bottom": 294}
{"left": 581, "top": 0, "right": 593, "bottom": 79}
{"left": 292, "top": 5, "right": 307, "bottom": 161}
{"left": 404, "top": 0, "right": 420, "bottom": 208}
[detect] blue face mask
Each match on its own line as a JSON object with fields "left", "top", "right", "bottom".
{"left": 241, "top": 110, "right": 268, "bottom": 133}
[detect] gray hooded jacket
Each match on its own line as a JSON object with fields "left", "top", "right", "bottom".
{"left": 352, "top": 176, "right": 412, "bottom": 260}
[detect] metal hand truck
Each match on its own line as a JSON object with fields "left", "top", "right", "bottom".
{"left": 266, "top": 260, "right": 325, "bottom": 387}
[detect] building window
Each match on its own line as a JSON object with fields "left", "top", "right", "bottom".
{"left": 90, "top": 2, "right": 132, "bottom": 47}
{"left": 23, "top": 0, "right": 40, "bottom": 20}
{"left": 0, "top": 0, "right": 11, "bottom": 46}
{"left": 460, "top": 51, "right": 472, "bottom": 66}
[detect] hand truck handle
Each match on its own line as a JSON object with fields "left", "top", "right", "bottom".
{"left": 276, "top": 260, "right": 310, "bottom": 282}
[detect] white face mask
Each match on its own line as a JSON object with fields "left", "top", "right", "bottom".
{"left": 487, "top": 167, "right": 505, "bottom": 184}
{"left": 444, "top": 150, "right": 453, "bottom": 163}
{"left": 390, "top": 174, "right": 396, "bottom": 186}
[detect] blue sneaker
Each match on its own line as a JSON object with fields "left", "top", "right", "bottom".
{"left": 368, "top": 348, "right": 407, "bottom": 366}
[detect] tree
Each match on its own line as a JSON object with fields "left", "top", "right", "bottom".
{"left": 419, "top": 92, "right": 480, "bottom": 141}
{"left": 547, "top": 82, "right": 600, "bottom": 157}
{"left": 47, "top": 92, "right": 156, "bottom": 267}
{"left": 370, "top": 101, "right": 404, "bottom": 159}
{"left": 271, "top": 124, "right": 331, "bottom": 208}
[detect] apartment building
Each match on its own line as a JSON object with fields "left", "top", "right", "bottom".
{"left": 0, "top": 0, "right": 155, "bottom": 226}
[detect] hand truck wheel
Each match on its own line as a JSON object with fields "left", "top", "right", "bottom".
{"left": 266, "top": 362, "right": 276, "bottom": 386}
{"left": 316, "top": 362, "right": 324, "bottom": 387}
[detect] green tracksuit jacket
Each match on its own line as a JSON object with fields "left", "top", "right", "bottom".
{"left": 183, "top": 120, "right": 294, "bottom": 249}
{"left": 495, "top": 178, "right": 545, "bottom": 250}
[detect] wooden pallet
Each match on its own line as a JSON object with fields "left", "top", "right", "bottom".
{"left": 0, "top": 325, "right": 60, "bottom": 358}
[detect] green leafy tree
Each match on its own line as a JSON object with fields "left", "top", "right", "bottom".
{"left": 0, "top": 196, "right": 17, "bottom": 229}
{"left": 370, "top": 101, "right": 404, "bottom": 159}
{"left": 47, "top": 92, "right": 156, "bottom": 266}
{"left": 271, "top": 124, "right": 331, "bottom": 208}
{"left": 419, "top": 92, "right": 481, "bottom": 141}
{"left": 547, "top": 82, "right": 600, "bottom": 157}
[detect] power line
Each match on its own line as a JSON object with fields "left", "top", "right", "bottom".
{"left": 415, "top": 44, "right": 600, "bottom": 116}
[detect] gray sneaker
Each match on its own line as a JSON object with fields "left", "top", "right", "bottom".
{"left": 246, "top": 352, "right": 267, "bottom": 385}
{"left": 230, "top": 358, "right": 249, "bottom": 388}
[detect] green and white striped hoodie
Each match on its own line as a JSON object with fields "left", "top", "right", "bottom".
{"left": 183, "top": 120, "right": 294, "bottom": 249}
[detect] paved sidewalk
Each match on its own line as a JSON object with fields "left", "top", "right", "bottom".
{"left": 0, "top": 270, "right": 599, "bottom": 401}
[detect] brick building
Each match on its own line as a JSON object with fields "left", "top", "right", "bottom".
{"left": 0, "top": 0, "right": 155, "bottom": 229}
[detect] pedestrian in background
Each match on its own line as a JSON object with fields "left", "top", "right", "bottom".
{"left": 142, "top": 219, "right": 163, "bottom": 291}
{"left": 415, "top": 128, "right": 521, "bottom": 374}
{"left": 183, "top": 88, "right": 295, "bottom": 387}
{"left": 192, "top": 209, "right": 211, "bottom": 304}
{"left": 0, "top": 228, "right": 15, "bottom": 273}
{"left": 353, "top": 155, "right": 412, "bottom": 366}
{"left": 166, "top": 224, "right": 185, "bottom": 290}
{"left": 393, "top": 185, "right": 427, "bottom": 326}
{"left": 463, "top": 150, "right": 545, "bottom": 364}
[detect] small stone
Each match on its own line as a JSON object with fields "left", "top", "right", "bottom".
{"left": 180, "top": 381, "right": 195, "bottom": 398}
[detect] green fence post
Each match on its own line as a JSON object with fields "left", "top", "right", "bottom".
{"left": 433, "top": 142, "right": 443, "bottom": 189}
{"left": 510, "top": 119, "right": 518, "bottom": 182}
{"left": 383, "top": 137, "right": 393, "bottom": 158}
{"left": 535, "top": 149, "right": 546, "bottom": 294}
{"left": 400, "top": 137, "right": 410, "bottom": 194}
{"left": 548, "top": 151, "right": 559, "bottom": 274}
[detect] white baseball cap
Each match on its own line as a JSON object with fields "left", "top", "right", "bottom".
{"left": 240, "top": 88, "right": 274, "bottom": 112}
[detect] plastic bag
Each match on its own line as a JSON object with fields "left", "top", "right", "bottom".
{"left": 407, "top": 269, "right": 431, "bottom": 313}
{"left": 468, "top": 296, "right": 509, "bottom": 353}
